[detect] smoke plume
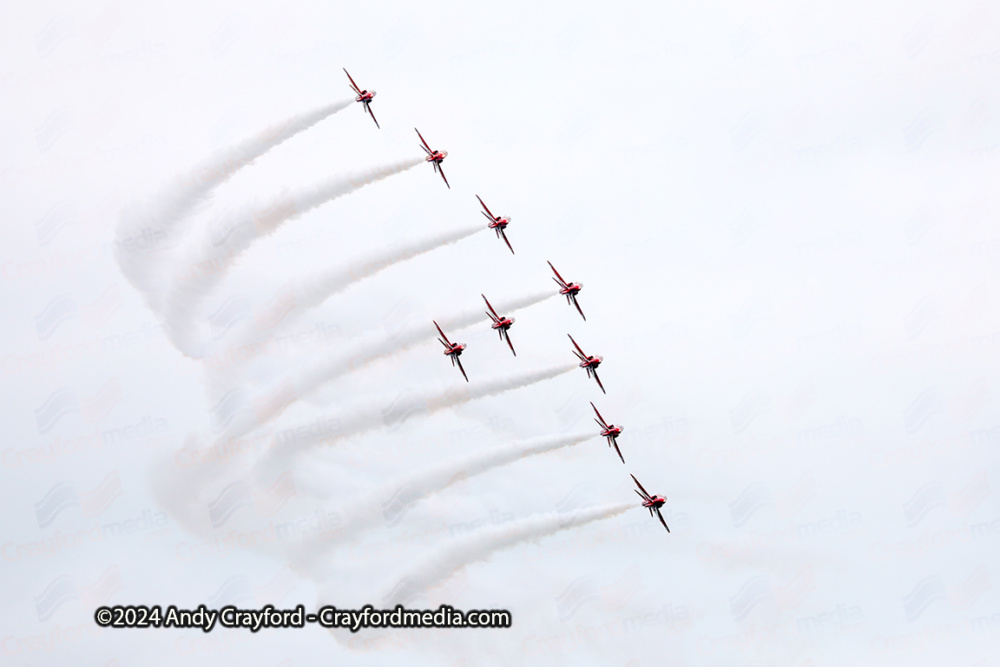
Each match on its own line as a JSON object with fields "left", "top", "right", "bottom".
{"left": 115, "top": 101, "right": 351, "bottom": 312}
{"left": 288, "top": 432, "right": 595, "bottom": 579}
{"left": 160, "top": 157, "right": 425, "bottom": 357}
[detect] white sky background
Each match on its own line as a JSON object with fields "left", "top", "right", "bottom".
{"left": 1, "top": 0, "right": 999, "bottom": 665}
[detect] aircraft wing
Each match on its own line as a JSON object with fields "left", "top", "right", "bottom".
{"left": 476, "top": 195, "right": 495, "bottom": 220}
{"left": 500, "top": 229, "right": 514, "bottom": 254}
{"left": 631, "top": 474, "right": 652, "bottom": 500}
{"left": 415, "top": 128, "right": 433, "bottom": 153}
{"left": 482, "top": 295, "right": 500, "bottom": 320}
{"left": 455, "top": 356, "right": 469, "bottom": 382}
{"left": 612, "top": 440, "right": 625, "bottom": 464}
{"left": 366, "top": 103, "right": 380, "bottom": 129}
{"left": 343, "top": 68, "right": 362, "bottom": 94}
{"left": 434, "top": 320, "right": 452, "bottom": 346}
{"left": 656, "top": 508, "right": 671, "bottom": 533}
{"left": 591, "top": 402, "right": 608, "bottom": 428}
{"left": 548, "top": 261, "right": 569, "bottom": 287}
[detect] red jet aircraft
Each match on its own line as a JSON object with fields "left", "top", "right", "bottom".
{"left": 343, "top": 68, "right": 378, "bottom": 129}
{"left": 548, "top": 261, "right": 585, "bottom": 320}
{"left": 632, "top": 474, "right": 669, "bottom": 533}
{"left": 434, "top": 321, "right": 467, "bottom": 381}
{"left": 568, "top": 334, "right": 605, "bottom": 394}
{"left": 416, "top": 128, "right": 449, "bottom": 189}
{"left": 591, "top": 402, "right": 624, "bottom": 463}
{"left": 483, "top": 294, "right": 516, "bottom": 356}
{"left": 476, "top": 195, "right": 514, "bottom": 254}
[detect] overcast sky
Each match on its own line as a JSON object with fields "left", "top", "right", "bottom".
{"left": 2, "top": 1, "right": 999, "bottom": 665}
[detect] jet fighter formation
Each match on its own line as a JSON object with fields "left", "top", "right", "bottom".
{"left": 343, "top": 67, "right": 670, "bottom": 535}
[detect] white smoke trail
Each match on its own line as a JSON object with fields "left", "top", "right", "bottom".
{"left": 344, "top": 503, "right": 633, "bottom": 608}
{"left": 115, "top": 101, "right": 352, "bottom": 312}
{"left": 291, "top": 224, "right": 485, "bottom": 320}
{"left": 251, "top": 364, "right": 577, "bottom": 468}
{"left": 437, "top": 289, "right": 557, "bottom": 332}
{"left": 288, "top": 432, "right": 595, "bottom": 579}
{"left": 160, "top": 157, "right": 425, "bottom": 357}
{"left": 210, "top": 289, "right": 557, "bottom": 438}
{"left": 226, "top": 223, "right": 485, "bottom": 356}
